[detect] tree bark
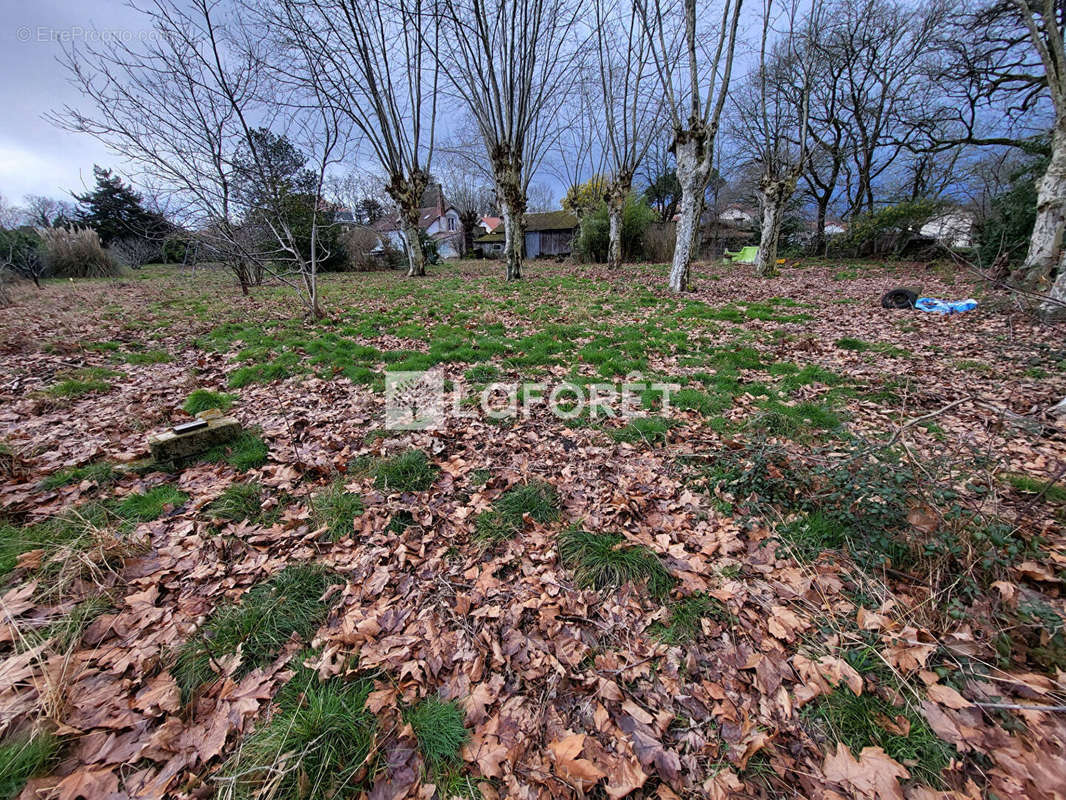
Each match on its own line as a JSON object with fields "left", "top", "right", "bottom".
{"left": 402, "top": 220, "right": 426, "bottom": 277}
{"left": 606, "top": 178, "right": 631, "bottom": 269}
{"left": 755, "top": 176, "right": 796, "bottom": 277}
{"left": 813, "top": 198, "right": 828, "bottom": 256}
{"left": 1018, "top": 126, "right": 1066, "bottom": 286}
{"left": 670, "top": 129, "right": 712, "bottom": 293}
{"left": 501, "top": 201, "right": 524, "bottom": 280}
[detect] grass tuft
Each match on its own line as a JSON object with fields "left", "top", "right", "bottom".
{"left": 203, "top": 431, "right": 269, "bottom": 470}
{"left": 650, "top": 593, "right": 728, "bottom": 644}
{"left": 1003, "top": 472, "right": 1066, "bottom": 504}
{"left": 474, "top": 480, "right": 560, "bottom": 542}
{"left": 207, "top": 482, "right": 267, "bottom": 523}
{"left": 115, "top": 485, "right": 188, "bottom": 522}
{"left": 40, "top": 461, "right": 116, "bottom": 490}
{"left": 0, "top": 730, "right": 60, "bottom": 800}
{"left": 372, "top": 449, "right": 438, "bottom": 493}
{"left": 310, "top": 479, "right": 364, "bottom": 541}
{"left": 220, "top": 660, "right": 378, "bottom": 800}
{"left": 407, "top": 695, "right": 470, "bottom": 767}
{"left": 173, "top": 564, "right": 343, "bottom": 700}
{"left": 804, "top": 687, "right": 952, "bottom": 786}
{"left": 182, "top": 389, "right": 236, "bottom": 415}
{"left": 558, "top": 527, "right": 673, "bottom": 597}
{"left": 608, "top": 416, "right": 675, "bottom": 445}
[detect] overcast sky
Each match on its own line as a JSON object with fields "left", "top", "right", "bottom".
{"left": 0, "top": 0, "right": 143, "bottom": 203}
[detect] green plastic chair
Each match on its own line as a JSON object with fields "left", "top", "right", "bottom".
{"left": 724, "top": 245, "right": 759, "bottom": 264}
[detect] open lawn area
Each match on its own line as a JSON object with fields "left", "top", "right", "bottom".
{"left": 1, "top": 259, "right": 1064, "bottom": 799}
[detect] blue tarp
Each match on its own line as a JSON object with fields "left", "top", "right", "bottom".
{"left": 915, "top": 297, "right": 978, "bottom": 315}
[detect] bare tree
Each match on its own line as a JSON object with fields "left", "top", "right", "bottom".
{"left": 636, "top": 0, "right": 745, "bottom": 292}
{"left": 592, "top": 0, "right": 663, "bottom": 267}
{"left": 968, "top": 0, "right": 1066, "bottom": 316}
{"left": 53, "top": 0, "right": 341, "bottom": 317}
{"left": 268, "top": 0, "right": 439, "bottom": 278}
{"left": 731, "top": 0, "right": 821, "bottom": 276}
{"left": 434, "top": 0, "right": 583, "bottom": 280}
{"left": 22, "top": 196, "right": 74, "bottom": 228}
{"left": 0, "top": 195, "right": 24, "bottom": 229}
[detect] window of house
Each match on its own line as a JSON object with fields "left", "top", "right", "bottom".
{"left": 447, "top": 215, "right": 456, "bottom": 231}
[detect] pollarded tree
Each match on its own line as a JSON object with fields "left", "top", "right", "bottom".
{"left": 635, "top": 0, "right": 745, "bottom": 292}
{"left": 592, "top": 0, "right": 663, "bottom": 268}
{"left": 268, "top": 0, "right": 440, "bottom": 278}
{"left": 434, "top": 0, "right": 584, "bottom": 281}
{"left": 731, "top": 0, "right": 821, "bottom": 277}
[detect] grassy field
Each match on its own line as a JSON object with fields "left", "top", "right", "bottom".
{"left": 0, "top": 258, "right": 1064, "bottom": 799}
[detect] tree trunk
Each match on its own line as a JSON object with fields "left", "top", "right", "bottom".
{"left": 501, "top": 203, "right": 524, "bottom": 281}
{"left": 1018, "top": 126, "right": 1066, "bottom": 286}
{"left": 606, "top": 177, "right": 631, "bottom": 269}
{"left": 670, "top": 130, "right": 712, "bottom": 293}
{"left": 813, "top": 197, "right": 828, "bottom": 256}
{"left": 755, "top": 176, "right": 796, "bottom": 277}
{"left": 1039, "top": 254, "right": 1066, "bottom": 320}
{"left": 388, "top": 170, "right": 430, "bottom": 278}
{"left": 403, "top": 221, "right": 426, "bottom": 277}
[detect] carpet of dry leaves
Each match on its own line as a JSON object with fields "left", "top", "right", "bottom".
{"left": 0, "top": 259, "right": 1064, "bottom": 800}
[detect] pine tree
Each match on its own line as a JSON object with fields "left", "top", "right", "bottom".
{"left": 73, "top": 166, "right": 169, "bottom": 247}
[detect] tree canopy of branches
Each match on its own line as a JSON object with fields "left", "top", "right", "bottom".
{"left": 269, "top": 0, "right": 440, "bottom": 277}
{"left": 55, "top": 0, "right": 343, "bottom": 317}
{"left": 636, "top": 0, "right": 744, "bottom": 292}
{"left": 434, "top": 0, "right": 583, "bottom": 281}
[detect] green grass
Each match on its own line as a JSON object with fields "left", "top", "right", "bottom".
{"left": 0, "top": 731, "right": 60, "bottom": 800}
{"left": 20, "top": 594, "right": 113, "bottom": 652}
{"left": 650, "top": 593, "right": 728, "bottom": 644}
{"left": 1003, "top": 473, "right": 1066, "bottom": 504}
{"left": 372, "top": 449, "right": 439, "bottom": 492}
{"left": 0, "top": 503, "right": 112, "bottom": 581}
{"left": 206, "top": 482, "right": 267, "bottom": 523}
{"left": 40, "top": 461, "right": 116, "bottom": 490}
{"left": 558, "top": 527, "right": 673, "bottom": 597}
{"left": 474, "top": 480, "right": 560, "bottom": 542}
{"left": 775, "top": 513, "right": 849, "bottom": 561}
{"left": 121, "top": 348, "right": 172, "bottom": 365}
{"left": 221, "top": 660, "right": 378, "bottom": 800}
{"left": 311, "top": 479, "right": 364, "bottom": 540}
{"left": 755, "top": 400, "right": 841, "bottom": 436}
{"left": 608, "top": 415, "right": 675, "bottom": 445}
{"left": 115, "top": 485, "right": 188, "bottom": 522}
{"left": 407, "top": 695, "right": 470, "bottom": 767}
{"left": 182, "top": 389, "right": 236, "bottom": 415}
{"left": 45, "top": 377, "right": 111, "bottom": 398}
{"left": 173, "top": 564, "right": 344, "bottom": 700}
{"left": 203, "top": 431, "right": 269, "bottom": 470}
{"left": 804, "top": 687, "right": 952, "bottom": 786}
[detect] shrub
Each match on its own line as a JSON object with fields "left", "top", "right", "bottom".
{"left": 829, "top": 199, "right": 943, "bottom": 258}
{"left": 339, "top": 226, "right": 387, "bottom": 272}
{"left": 574, "top": 195, "right": 657, "bottom": 263}
{"left": 38, "top": 226, "right": 122, "bottom": 278}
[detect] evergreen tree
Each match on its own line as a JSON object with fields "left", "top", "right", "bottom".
{"left": 73, "top": 166, "right": 169, "bottom": 246}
